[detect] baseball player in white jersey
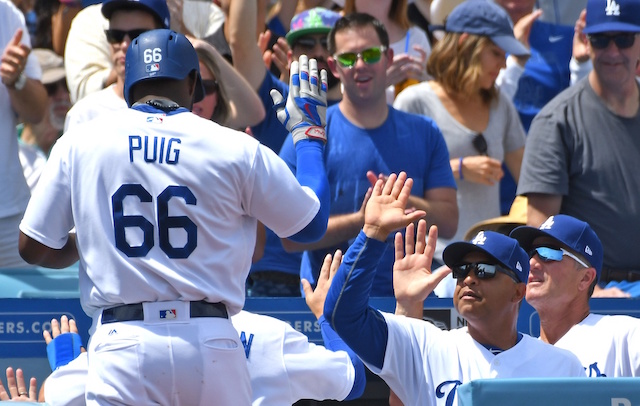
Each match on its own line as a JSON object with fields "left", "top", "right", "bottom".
{"left": 323, "top": 173, "right": 586, "bottom": 406}
{"left": 18, "top": 28, "right": 331, "bottom": 405}
{"left": 511, "top": 214, "right": 640, "bottom": 377}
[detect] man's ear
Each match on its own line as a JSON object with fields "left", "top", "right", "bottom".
{"left": 385, "top": 46, "right": 394, "bottom": 68}
{"left": 513, "top": 282, "right": 526, "bottom": 303}
{"left": 578, "top": 267, "right": 597, "bottom": 292}
{"left": 328, "top": 57, "right": 339, "bottom": 78}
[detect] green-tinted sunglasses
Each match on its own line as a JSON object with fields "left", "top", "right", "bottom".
{"left": 334, "top": 46, "right": 386, "bottom": 69}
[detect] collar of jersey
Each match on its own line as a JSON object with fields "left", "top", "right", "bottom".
{"left": 132, "top": 103, "right": 190, "bottom": 116}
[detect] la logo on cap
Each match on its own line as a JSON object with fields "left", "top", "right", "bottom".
{"left": 540, "top": 216, "right": 555, "bottom": 230}
{"left": 606, "top": 0, "right": 621, "bottom": 16}
{"left": 472, "top": 231, "right": 487, "bottom": 245}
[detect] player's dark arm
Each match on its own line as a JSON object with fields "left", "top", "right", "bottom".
{"left": 19, "top": 232, "right": 79, "bottom": 269}
{"left": 324, "top": 231, "right": 389, "bottom": 369}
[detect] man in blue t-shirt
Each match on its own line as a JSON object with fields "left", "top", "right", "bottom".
{"left": 280, "top": 13, "right": 458, "bottom": 296}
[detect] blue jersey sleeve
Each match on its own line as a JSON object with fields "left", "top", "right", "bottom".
{"left": 324, "top": 231, "right": 389, "bottom": 369}
{"left": 288, "top": 140, "right": 330, "bottom": 243}
{"left": 318, "top": 315, "right": 366, "bottom": 400}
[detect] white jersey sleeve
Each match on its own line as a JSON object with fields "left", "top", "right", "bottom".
{"left": 232, "top": 311, "right": 355, "bottom": 405}
{"left": 44, "top": 352, "right": 88, "bottom": 406}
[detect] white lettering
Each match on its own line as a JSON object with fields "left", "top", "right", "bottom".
{"left": 611, "top": 398, "right": 631, "bottom": 406}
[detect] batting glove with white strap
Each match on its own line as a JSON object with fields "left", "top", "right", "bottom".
{"left": 270, "top": 55, "right": 328, "bottom": 144}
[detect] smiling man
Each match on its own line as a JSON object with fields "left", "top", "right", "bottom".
{"left": 279, "top": 13, "right": 458, "bottom": 297}
{"left": 323, "top": 173, "right": 586, "bottom": 406}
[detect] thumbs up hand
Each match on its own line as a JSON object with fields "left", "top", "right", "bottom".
{"left": 1, "top": 28, "right": 31, "bottom": 88}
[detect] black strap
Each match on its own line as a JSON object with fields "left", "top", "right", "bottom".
{"left": 601, "top": 268, "right": 640, "bottom": 283}
{"left": 102, "top": 301, "right": 228, "bottom": 324}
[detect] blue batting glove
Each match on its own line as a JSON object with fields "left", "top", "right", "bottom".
{"left": 270, "top": 55, "right": 328, "bottom": 144}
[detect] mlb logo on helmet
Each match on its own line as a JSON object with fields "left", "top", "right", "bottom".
{"left": 146, "top": 63, "right": 160, "bottom": 73}
{"left": 160, "top": 309, "right": 177, "bottom": 319}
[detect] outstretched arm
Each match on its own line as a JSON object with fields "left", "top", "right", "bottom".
{"left": 324, "top": 173, "right": 426, "bottom": 369}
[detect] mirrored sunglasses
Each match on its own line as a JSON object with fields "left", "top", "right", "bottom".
{"left": 588, "top": 33, "right": 637, "bottom": 50}
{"left": 294, "top": 36, "right": 329, "bottom": 50}
{"left": 472, "top": 133, "right": 488, "bottom": 156}
{"left": 334, "top": 46, "right": 386, "bottom": 69}
{"left": 202, "top": 80, "right": 219, "bottom": 96}
{"left": 529, "top": 247, "right": 590, "bottom": 268}
{"left": 105, "top": 28, "right": 150, "bottom": 44}
{"left": 452, "top": 262, "right": 519, "bottom": 283}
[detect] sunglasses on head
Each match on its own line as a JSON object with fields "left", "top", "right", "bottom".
{"left": 202, "top": 80, "right": 218, "bottom": 96}
{"left": 45, "top": 79, "right": 68, "bottom": 96}
{"left": 529, "top": 247, "right": 590, "bottom": 268}
{"left": 334, "top": 46, "right": 386, "bottom": 69}
{"left": 452, "top": 262, "right": 520, "bottom": 283}
{"left": 588, "top": 33, "right": 637, "bottom": 50}
{"left": 105, "top": 28, "right": 149, "bottom": 44}
{"left": 294, "top": 36, "right": 329, "bottom": 50}
{"left": 472, "top": 133, "right": 488, "bottom": 156}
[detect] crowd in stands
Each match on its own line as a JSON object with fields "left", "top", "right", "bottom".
{"left": 1, "top": 0, "right": 639, "bottom": 404}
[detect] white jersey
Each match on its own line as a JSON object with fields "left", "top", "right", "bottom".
{"left": 554, "top": 313, "right": 640, "bottom": 377}
{"left": 374, "top": 312, "right": 586, "bottom": 406}
{"left": 232, "top": 311, "right": 356, "bottom": 405}
{"left": 45, "top": 311, "right": 355, "bottom": 406}
{"left": 63, "top": 84, "right": 126, "bottom": 132}
{"left": 20, "top": 107, "right": 320, "bottom": 317}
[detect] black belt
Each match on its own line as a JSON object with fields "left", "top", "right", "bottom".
{"left": 601, "top": 268, "right": 640, "bottom": 283}
{"left": 101, "top": 300, "right": 228, "bottom": 324}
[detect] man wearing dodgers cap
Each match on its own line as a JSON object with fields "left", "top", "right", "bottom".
{"left": 517, "top": 0, "right": 640, "bottom": 298}
{"left": 324, "top": 173, "right": 586, "bottom": 406}
{"left": 511, "top": 215, "right": 640, "bottom": 377}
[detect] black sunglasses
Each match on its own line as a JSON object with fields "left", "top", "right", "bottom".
{"left": 452, "top": 262, "right": 520, "bottom": 283}
{"left": 45, "top": 79, "right": 68, "bottom": 96}
{"left": 294, "top": 36, "right": 329, "bottom": 50}
{"left": 202, "top": 80, "right": 218, "bottom": 96}
{"left": 472, "top": 133, "right": 488, "bottom": 156}
{"left": 588, "top": 33, "right": 637, "bottom": 50}
{"left": 105, "top": 28, "right": 149, "bottom": 44}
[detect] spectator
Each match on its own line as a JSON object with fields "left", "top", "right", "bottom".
{"left": 20, "top": 48, "right": 70, "bottom": 155}
{"left": 280, "top": 12, "right": 457, "bottom": 297}
{"left": 1, "top": 0, "right": 47, "bottom": 269}
{"left": 324, "top": 172, "right": 586, "bottom": 406}
{"left": 342, "top": 0, "right": 431, "bottom": 103}
{"left": 63, "top": 0, "right": 170, "bottom": 130}
{"left": 511, "top": 214, "right": 640, "bottom": 376}
{"left": 517, "top": 0, "right": 640, "bottom": 297}
{"left": 0, "top": 366, "right": 38, "bottom": 401}
{"left": 228, "top": 2, "right": 342, "bottom": 297}
{"left": 33, "top": 0, "right": 81, "bottom": 55}
{"left": 394, "top": 0, "right": 528, "bottom": 267}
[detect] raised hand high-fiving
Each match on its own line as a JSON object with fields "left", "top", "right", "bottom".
{"left": 270, "top": 55, "right": 328, "bottom": 144}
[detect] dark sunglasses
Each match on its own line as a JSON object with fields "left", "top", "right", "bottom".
{"left": 472, "top": 133, "right": 488, "bottom": 156}
{"left": 202, "top": 80, "right": 219, "bottom": 96}
{"left": 294, "top": 36, "right": 329, "bottom": 50}
{"left": 529, "top": 247, "right": 590, "bottom": 268}
{"left": 334, "top": 46, "right": 386, "bottom": 69}
{"left": 588, "top": 33, "right": 637, "bottom": 50}
{"left": 452, "top": 262, "right": 520, "bottom": 283}
{"left": 45, "top": 79, "right": 68, "bottom": 96}
{"left": 105, "top": 28, "right": 149, "bottom": 44}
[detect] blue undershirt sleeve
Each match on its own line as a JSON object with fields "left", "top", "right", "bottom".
{"left": 289, "top": 139, "right": 329, "bottom": 243}
{"left": 324, "top": 231, "right": 389, "bottom": 369}
{"left": 318, "top": 315, "right": 366, "bottom": 400}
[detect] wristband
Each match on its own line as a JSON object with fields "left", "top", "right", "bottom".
{"left": 459, "top": 157, "right": 464, "bottom": 180}
{"left": 47, "top": 332, "right": 83, "bottom": 371}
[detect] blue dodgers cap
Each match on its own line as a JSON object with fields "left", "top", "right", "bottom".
{"left": 510, "top": 215, "right": 604, "bottom": 279}
{"left": 583, "top": 0, "right": 640, "bottom": 34}
{"left": 285, "top": 7, "right": 341, "bottom": 46}
{"left": 443, "top": 231, "right": 529, "bottom": 283}
{"left": 445, "top": 0, "right": 530, "bottom": 57}
{"left": 102, "top": 0, "right": 170, "bottom": 29}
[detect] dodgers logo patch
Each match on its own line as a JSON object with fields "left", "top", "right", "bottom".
{"left": 160, "top": 309, "right": 177, "bottom": 319}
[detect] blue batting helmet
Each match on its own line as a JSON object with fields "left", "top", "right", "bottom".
{"left": 124, "top": 29, "right": 205, "bottom": 107}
